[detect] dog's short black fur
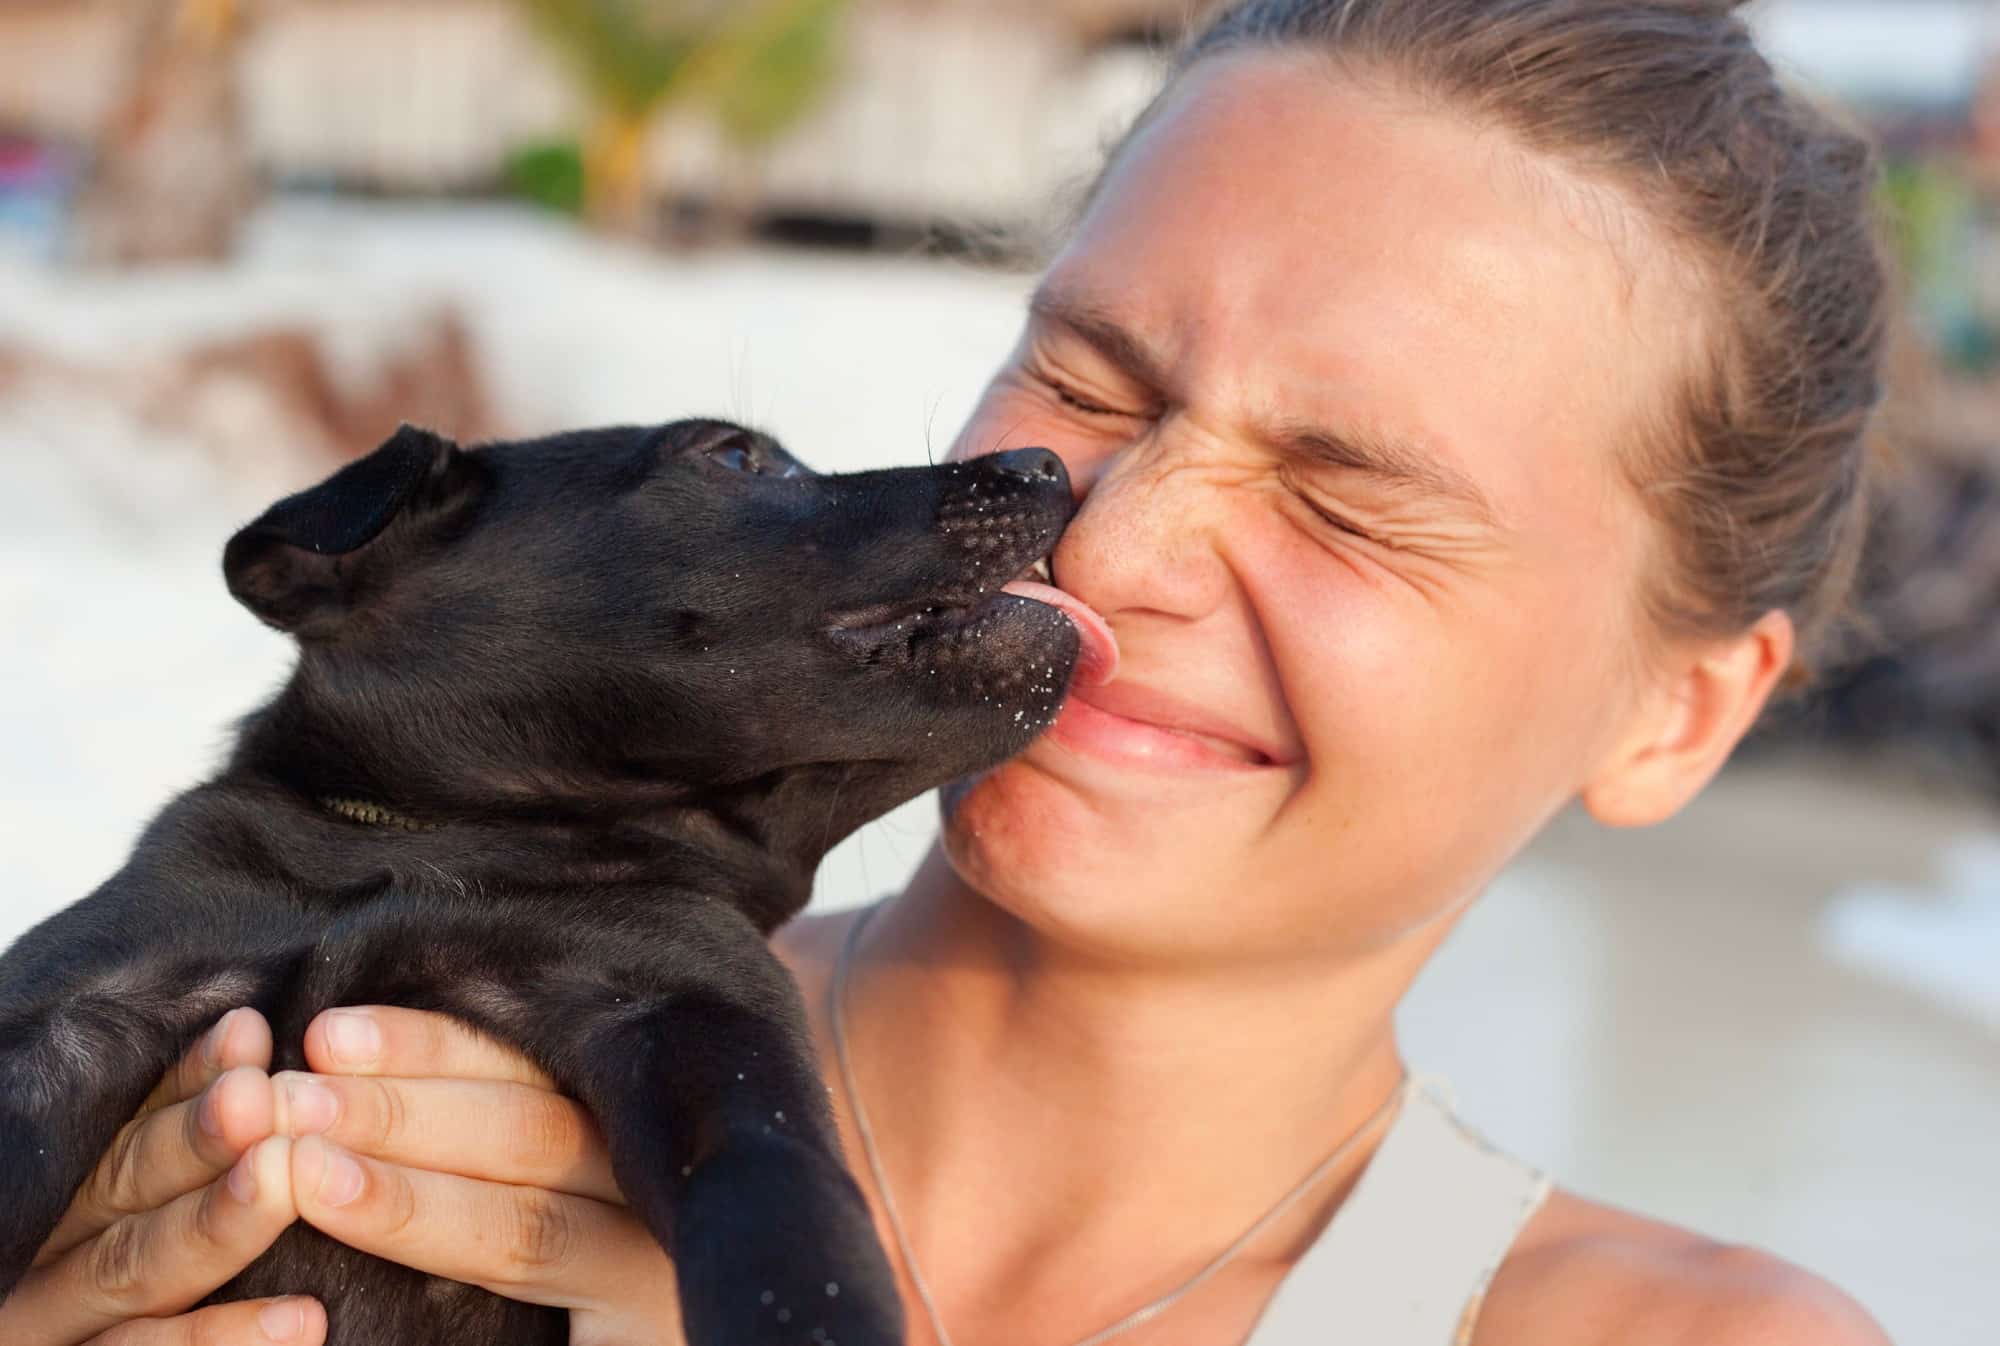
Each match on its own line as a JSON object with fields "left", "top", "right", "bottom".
{"left": 0, "top": 419, "right": 1084, "bottom": 1345}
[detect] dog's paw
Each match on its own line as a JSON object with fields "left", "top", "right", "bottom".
{"left": 673, "top": 1133, "right": 903, "bottom": 1346}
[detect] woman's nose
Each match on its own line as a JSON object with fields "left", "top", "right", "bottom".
{"left": 1054, "top": 440, "right": 1232, "bottom": 625}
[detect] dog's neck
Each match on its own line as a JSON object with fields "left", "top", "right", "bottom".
{"left": 318, "top": 796, "right": 444, "bottom": 832}
{"left": 217, "top": 680, "right": 918, "bottom": 932}
{"left": 188, "top": 773, "right": 821, "bottom": 933}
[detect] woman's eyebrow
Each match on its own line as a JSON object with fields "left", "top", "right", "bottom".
{"left": 1027, "top": 286, "right": 1176, "bottom": 391}
{"left": 1270, "top": 420, "right": 1503, "bottom": 528}
{"left": 1030, "top": 284, "right": 1501, "bottom": 528}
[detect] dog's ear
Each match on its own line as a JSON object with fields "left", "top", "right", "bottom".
{"left": 223, "top": 424, "right": 477, "bottom": 634}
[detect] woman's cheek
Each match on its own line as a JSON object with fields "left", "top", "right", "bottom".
{"left": 1252, "top": 532, "right": 1433, "bottom": 758}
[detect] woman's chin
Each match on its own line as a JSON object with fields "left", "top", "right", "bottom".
{"left": 937, "top": 759, "right": 1083, "bottom": 895}
{"left": 937, "top": 756, "right": 1231, "bottom": 959}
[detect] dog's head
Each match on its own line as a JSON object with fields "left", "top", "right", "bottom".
{"left": 223, "top": 420, "right": 1100, "bottom": 874}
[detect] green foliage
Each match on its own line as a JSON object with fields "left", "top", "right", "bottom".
{"left": 517, "top": 0, "right": 847, "bottom": 137}
{"left": 518, "top": 0, "right": 716, "bottom": 120}
{"left": 710, "top": 0, "right": 846, "bottom": 149}
{"left": 1880, "top": 155, "right": 1997, "bottom": 372}
{"left": 1881, "top": 157, "right": 1968, "bottom": 287}
{"left": 504, "top": 139, "right": 587, "bottom": 214}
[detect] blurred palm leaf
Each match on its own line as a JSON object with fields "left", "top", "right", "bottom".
{"left": 707, "top": 0, "right": 847, "bottom": 149}
{"left": 516, "top": 0, "right": 848, "bottom": 230}
{"left": 516, "top": 0, "right": 849, "bottom": 144}
{"left": 518, "top": 0, "right": 721, "bottom": 121}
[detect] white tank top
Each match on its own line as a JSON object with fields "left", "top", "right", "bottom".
{"left": 1243, "top": 1079, "right": 1551, "bottom": 1345}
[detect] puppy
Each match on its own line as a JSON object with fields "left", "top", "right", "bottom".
{"left": 0, "top": 419, "right": 1109, "bottom": 1345}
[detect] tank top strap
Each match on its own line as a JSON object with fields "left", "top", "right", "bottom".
{"left": 1243, "top": 1076, "right": 1552, "bottom": 1346}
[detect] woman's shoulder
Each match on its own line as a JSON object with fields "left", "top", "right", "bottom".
{"left": 1470, "top": 1188, "right": 1891, "bottom": 1346}
{"left": 773, "top": 913, "right": 1891, "bottom": 1346}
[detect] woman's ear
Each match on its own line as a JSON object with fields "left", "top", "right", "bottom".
{"left": 1581, "top": 608, "right": 1795, "bottom": 828}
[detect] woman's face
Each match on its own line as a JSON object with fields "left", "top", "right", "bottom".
{"left": 941, "top": 53, "right": 1694, "bottom": 966}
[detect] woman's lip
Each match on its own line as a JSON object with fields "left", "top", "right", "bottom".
{"left": 1047, "top": 683, "right": 1289, "bottom": 771}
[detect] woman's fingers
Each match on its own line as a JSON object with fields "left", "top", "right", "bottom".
{"left": 0, "top": 1138, "right": 299, "bottom": 1346}
{"left": 39, "top": 1066, "right": 279, "bottom": 1263}
{"left": 41, "top": 1007, "right": 278, "bottom": 1266}
{"left": 302, "top": 1007, "right": 555, "bottom": 1089}
{"left": 142, "top": 1009, "right": 275, "bottom": 1114}
{"left": 292, "top": 1009, "right": 682, "bottom": 1339}
{"left": 270, "top": 1072, "right": 622, "bottom": 1205}
{"left": 48, "top": 1006, "right": 278, "bottom": 1258}
{"left": 87, "top": 1296, "right": 326, "bottom": 1346}
{"left": 291, "top": 1136, "right": 677, "bottom": 1322}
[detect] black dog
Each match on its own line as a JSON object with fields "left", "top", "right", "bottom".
{"left": 0, "top": 419, "right": 1086, "bottom": 1345}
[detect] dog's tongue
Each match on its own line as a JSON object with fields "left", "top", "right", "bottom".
{"left": 1000, "top": 579, "right": 1120, "bottom": 687}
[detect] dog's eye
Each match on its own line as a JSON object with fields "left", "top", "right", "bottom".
{"left": 704, "top": 435, "right": 803, "bottom": 478}
{"left": 707, "top": 439, "right": 759, "bottom": 473}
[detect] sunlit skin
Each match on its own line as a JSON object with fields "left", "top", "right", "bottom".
{"left": 940, "top": 54, "right": 1673, "bottom": 971}
{"left": 787, "top": 52, "right": 1839, "bottom": 1345}
{"left": 7, "top": 49, "right": 1891, "bottom": 1346}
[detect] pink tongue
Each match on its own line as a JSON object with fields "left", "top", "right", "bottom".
{"left": 999, "top": 579, "right": 1121, "bottom": 687}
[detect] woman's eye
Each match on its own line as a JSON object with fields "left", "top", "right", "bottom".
{"left": 1051, "top": 381, "right": 1139, "bottom": 418}
{"left": 1304, "top": 498, "right": 1377, "bottom": 543}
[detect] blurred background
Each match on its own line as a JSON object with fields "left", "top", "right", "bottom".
{"left": 0, "top": 0, "right": 1994, "bottom": 1341}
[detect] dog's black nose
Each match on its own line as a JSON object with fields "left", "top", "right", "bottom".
{"left": 981, "top": 447, "right": 1068, "bottom": 488}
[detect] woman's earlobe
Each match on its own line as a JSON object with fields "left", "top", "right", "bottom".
{"left": 1580, "top": 610, "right": 1795, "bottom": 828}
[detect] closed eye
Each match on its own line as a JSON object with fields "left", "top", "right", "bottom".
{"left": 1051, "top": 382, "right": 1116, "bottom": 416}
{"left": 1280, "top": 463, "right": 1383, "bottom": 544}
{"left": 1049, "top": 379, "right": 1156, "bottom": 421}
{"left": 1300, "top": 495, "right": 1381, "bottom": 545}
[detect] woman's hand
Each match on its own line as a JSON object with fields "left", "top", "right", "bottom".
{"left": 277, "top": 1006, "right": 685, "bottom": 1346}
{"left": 0, "top": 1007, "right": 324, "bottom": 1346}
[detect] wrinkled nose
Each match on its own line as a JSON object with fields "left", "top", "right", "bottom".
{"left": 978, "top": 446, "right": 1068, "bottom": 490}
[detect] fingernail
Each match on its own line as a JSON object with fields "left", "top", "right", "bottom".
{"left": 283, "top": 1076, "right": 340, "bottom": 1136}
{"left": 202, "top": 1009, "right": 239, "bottom": 1068}
{"left": 304, "top": 1139, "right": 364, "bottom": 1207}
{"left": 322, "top": 1011, "right": 380, "bottom": 1068}
{"left": 197, "top": 1079, "right": 227, "bottom": 1138}
{"left": 259, "top": 1297, "right": 306, "bottom": 1341}
{"left": 227, "top": 1149, "right": 258, "bottom": 1204}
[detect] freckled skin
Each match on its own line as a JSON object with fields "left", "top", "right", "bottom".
{"left": 940, "top": 54, "right": 1675, "bottom": 969}
{"left": 809, "top": 52, "right": 1853, "bottom": 1346}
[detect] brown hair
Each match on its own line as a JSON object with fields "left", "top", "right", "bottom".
{"left": 1098, "top": 0, "right": 1893, "bottom": 691}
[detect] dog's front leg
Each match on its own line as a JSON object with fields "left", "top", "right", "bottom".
{"left": 576, "top": 976, "right": 905, "bottom": 1346}
{"left": 0, "top": 889, "right": 300, "bottom": 1303}
{"left": 294, "top": 894, "right": 904, "bottom": 1346}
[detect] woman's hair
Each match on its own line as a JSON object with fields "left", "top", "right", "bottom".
{"left": 1096, "top": 0, "right": 1893, "bottom": 691}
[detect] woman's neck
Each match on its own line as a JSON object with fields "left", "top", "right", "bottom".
{"left": 826, "top": 845, "right": 1442, "bottom": 1331}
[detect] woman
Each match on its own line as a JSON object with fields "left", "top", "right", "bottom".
{"left": 5, "top": 0, "right": 1897, "bottom": 1342}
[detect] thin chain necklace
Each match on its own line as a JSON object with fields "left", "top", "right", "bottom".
{"left": 828, "top": 901, "right": 1410, "bottom": 1346}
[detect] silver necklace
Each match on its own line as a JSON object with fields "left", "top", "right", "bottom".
{"left": 829, "top": 901, "right": 1410, "bottom": 1346}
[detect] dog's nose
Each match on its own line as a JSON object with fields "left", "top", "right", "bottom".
{"left": 981, "top": 447, "right": 1067, "bottom": 488}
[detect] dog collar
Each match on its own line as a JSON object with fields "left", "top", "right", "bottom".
{"left": 318, "top": 796, "right": 444, "bottom": 832}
